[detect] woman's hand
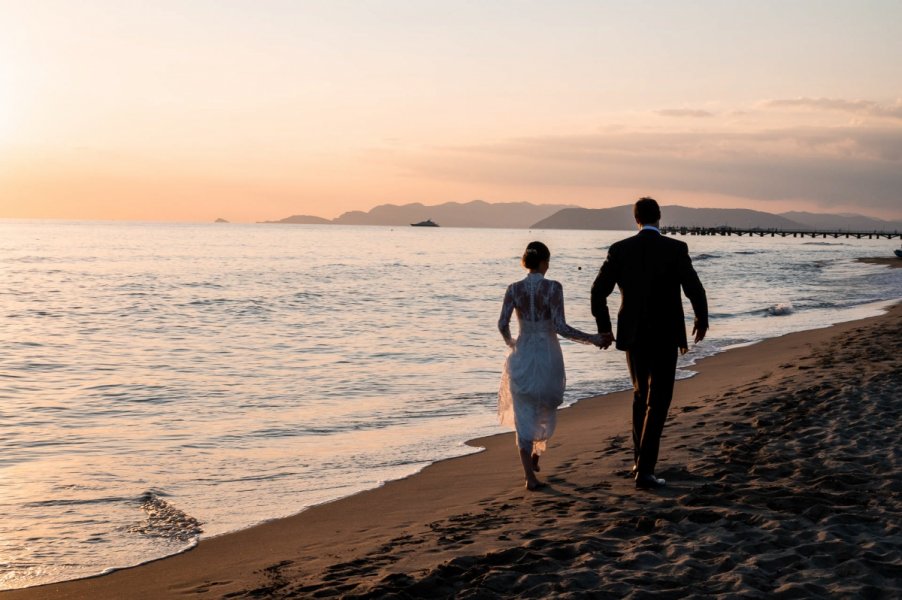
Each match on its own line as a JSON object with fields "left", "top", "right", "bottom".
{"left": 591, "top": 332, "right": 614, "bottom": 349}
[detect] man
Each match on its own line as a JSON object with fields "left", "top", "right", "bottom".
{"left": 591, "top": 197, "right": 708, "bottom": 489}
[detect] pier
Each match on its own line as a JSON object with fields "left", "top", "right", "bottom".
{"left": 660, "top": 226, "right": 901, "bottom": 240}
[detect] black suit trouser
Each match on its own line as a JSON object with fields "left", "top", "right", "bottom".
{"left": 626, "top": 343, "right": 678, "bottom": 475}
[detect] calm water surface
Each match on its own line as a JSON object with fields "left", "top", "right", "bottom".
{"left": 1, "top": 221, "right": 899, "bottom": 588}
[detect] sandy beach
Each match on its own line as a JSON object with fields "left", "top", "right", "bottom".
{"left": 5, "top": 298, "right": 901, "bottom": 598}
{"left": 6, "top": 0, "right": 902, "bottom": 595}
{"left": 858, "top": 256, "right": 902, "bottom": 268}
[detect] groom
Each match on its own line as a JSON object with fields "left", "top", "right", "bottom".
{"left": 591, "top": 198, "right": 708, "bottom": 489}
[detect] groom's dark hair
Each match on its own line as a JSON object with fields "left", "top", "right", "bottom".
{"left": 634, "top": 197, "right": 661, "bottom": 225}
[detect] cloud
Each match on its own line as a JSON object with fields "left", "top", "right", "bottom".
{"left": 655, "top": 109, "right": 714, "bottom": 118}
{"left": 764, "top": 97, "right": 902, "bottom": 120}
{"left": 403, "top": 123, "right": 902, "bottom": 217}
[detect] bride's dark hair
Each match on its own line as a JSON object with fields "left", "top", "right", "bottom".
{"left": 522, "top": 241, "right": 551, "bottom": 269}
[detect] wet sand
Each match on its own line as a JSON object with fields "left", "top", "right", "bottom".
{"left": 857, "top": 256, "right": 902, "bottom": 268}
{"left": 4, "top": 303, "right": 901, "bottom": 599}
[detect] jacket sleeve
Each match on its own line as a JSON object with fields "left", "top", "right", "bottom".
{"left": 679, "top": 244, "right": 708, "bottom": 330}
{"left": 591, "top": 247, "right": 617, "bottom": 334}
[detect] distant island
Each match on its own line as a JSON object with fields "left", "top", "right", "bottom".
{"left": 259, "top": 214, "right": 332, "bottom": 225}
{"left": 260, "top": 200, "right": 902, "bottom": 232}
{"left": 214, "top": 218, "right": 230, "bottom": 223}
{"left": 260, "top": 200, "right": 576, "bottom": 228}
{"left": 533, "top": 205, "right": 902, "bottom": 232}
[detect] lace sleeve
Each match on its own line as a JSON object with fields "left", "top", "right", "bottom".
{"left": 550, "top": 281, "right": 596, "bottom": 345}
{"left": 498, "top": 285, "right": 516, "bottom": 348}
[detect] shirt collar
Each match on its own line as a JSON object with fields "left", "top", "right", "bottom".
{"left": 641, "top": 224, "right": 661, "bottom": 234}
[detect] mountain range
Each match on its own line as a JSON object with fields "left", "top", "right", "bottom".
{"left": 261, "top": 200, "right": 576, "bottom": 229}
{"left": 261, "top": 201, "right": 902, "bottom": 232}
{"left": 532, "top": 205, "right": 902, "bottom": 231}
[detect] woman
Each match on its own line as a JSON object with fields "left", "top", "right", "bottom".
{"left": 498, "top": 241, "right": 601, "bottom": 490}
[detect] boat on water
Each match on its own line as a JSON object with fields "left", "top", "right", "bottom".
{"left": 411, "top": 219, "right": 440, "bottom": 227}
{"left": 895, "top": 248, "right": 902, "bottom": 258}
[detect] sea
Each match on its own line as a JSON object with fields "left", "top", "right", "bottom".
{"left": 1, "top": 220, "right": 900, "bottom": 589}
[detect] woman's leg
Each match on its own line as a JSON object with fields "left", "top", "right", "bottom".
{"left": 517, "top": 435, "right": 542, "bottom": 489}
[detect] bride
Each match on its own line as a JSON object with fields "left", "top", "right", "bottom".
{"left": 498, "top": 241, "right": 602, "bottom": 490}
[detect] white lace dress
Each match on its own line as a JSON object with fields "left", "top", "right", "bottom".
{"left": 498, "top": 273, "right": 596, "bottom": 455}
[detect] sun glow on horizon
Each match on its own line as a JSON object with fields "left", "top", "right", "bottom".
{"left": 0, "top": 64, "right": 18, "bottom": 143}
{"left": 1, "top": 1, "right": 900, "bottom": 222}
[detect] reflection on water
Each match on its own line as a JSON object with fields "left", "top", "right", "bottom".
{"left": 0, "top": 221, "right": 899, "bottom": 588}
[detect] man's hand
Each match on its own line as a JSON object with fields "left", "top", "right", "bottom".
{"left": 598, "top": 331, "right": 615, "bottom": 349}
{"left": 692, "top": 322, "right": 708, "bottom": 344}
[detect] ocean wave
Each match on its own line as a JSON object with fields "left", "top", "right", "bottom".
{"left": 182, "top": 281, "right": 225, "bottom": 289}
{"left": 791, "top": 298, "right": 838, "bottom": 311}
{"left": 23, "top": 496, "right": 132, "bottom": 508}
{"left": 181, "top": 297, "right": 274, "bottom": 316}
{"left": 128, "top": 492, "right": 202, "bottom": 543}
{"left": 292, "top": 291, "right": 323, "bottom": 300}
{"left": 8, "top": 256, "right": 56, "bottom": 263}
{"left": 4, "top": 221, "right": 900, "bottom": 590}
{"left": 708, "top": 311, "right": 747, "bottom": 319}
{"left": 19, "top": 361, "right": 67, "bottom": 371}
{"left": 23, "top": 309, "right": 63, "bottom": 319}
{"left": 766, "top": 302, "right": 794, "bottom": 316}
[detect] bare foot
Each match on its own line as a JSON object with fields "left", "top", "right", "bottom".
{"left": 531, "top": 453, "right": 540, "bottom": 472}
{"left": 525, "top": 479, "right": 546, "bottom": 491}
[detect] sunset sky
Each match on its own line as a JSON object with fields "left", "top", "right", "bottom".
{"left": 1, "top": 0, "right": 900, "bottom": 222}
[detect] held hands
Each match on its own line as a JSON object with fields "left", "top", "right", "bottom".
{"left": 593, "top": 332, "right": 615, "bottom": 349}
{"left": 589, "top": 324, "right": 705, "bottom": 350}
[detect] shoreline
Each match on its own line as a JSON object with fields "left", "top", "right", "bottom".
{"left": 4, "top": 296, "right": 900, "bottom": 598}
{"left": 857, "top": 256, "right": 902, "bottom": 268}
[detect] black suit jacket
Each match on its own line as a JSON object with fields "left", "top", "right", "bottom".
{"left": 591, "top": 229, "right": 708, "bottom": 351}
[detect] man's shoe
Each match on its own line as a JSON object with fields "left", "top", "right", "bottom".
{"left": 635, "top": 473, "right": 666, "bottom": 489}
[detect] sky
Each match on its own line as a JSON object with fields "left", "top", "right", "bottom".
{"left": 1, "top": 0, "right": 901, "bottom": 222}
